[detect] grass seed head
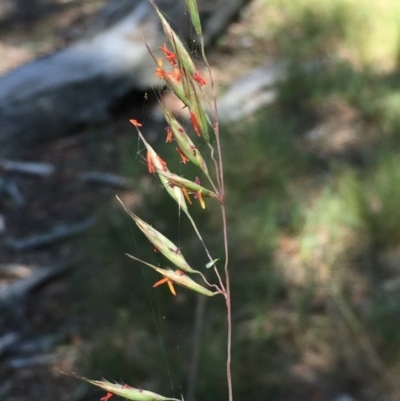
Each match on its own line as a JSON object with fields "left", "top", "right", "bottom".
{"left": 70, "top": 374, "right": 180, "bottom": 401}
{"left": 126, "top": 255, "right": 219, "bottom": 297}
{"left": 117, "top": 197, "right": 196, "bottom": 274}
{"left": 151, "top": 3, "right": 196, "bottom": 77}
{"left": 163, "top": 108, "right": 209, "bottom": 174}
{"left": 131, "top": 125, "right": 190, "bottom": 214}
{"left": 184, "top": 0, "right": 202, "bottom": 36}
{"left": 156, "top": 170, "right": 218, "bottom": 200}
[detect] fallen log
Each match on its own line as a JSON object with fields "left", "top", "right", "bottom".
{"left": 0, "top": 263, "right": 71, "bottom": 303}
{"left": 4, "top": 216, "right": 97, "bottom": 251}
{"left": 0, "top": 159, "right": 55, "bottom": 177}
{"left": 81, "top": 171, "right": 134, "bottom": 189}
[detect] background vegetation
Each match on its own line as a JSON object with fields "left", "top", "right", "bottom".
{"left": 3, "top": 0, "right": 400, "bottom": 400}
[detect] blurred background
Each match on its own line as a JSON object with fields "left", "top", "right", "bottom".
{"left": 2, "top": 1, "right": 400, "bottom": 401}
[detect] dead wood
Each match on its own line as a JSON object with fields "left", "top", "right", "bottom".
{"left": 5, "top": 216, "right": 96, "bottom": 252}
{"left": 0, "top": 160, "right": 55, "bottom": 177}
{"left": 81, "top": 171, "right": 134, "bottom": 189}
{"left": 0, "top": 263, "right": 71, "bottom": 303}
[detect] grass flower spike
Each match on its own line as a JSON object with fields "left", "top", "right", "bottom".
{"left": 126, "top": 255, "right": 220, "bottom": 297}
{"left": 156, "top": 170, "right": 219, "bottom": 200}
{"left": 129, "top": 121, "right": 190, "bottom": 214}
{"left": 117, "top": 196, "right": 198, "bottom": 274}
{"left": 162, "top": 107, "right": 210, "bottom": 176}
{"left": 184, "top": 0, "right": 202, "bottom": 36}
{"left": 152, "top": 269, "right": 185, "bottom": 296}
{"left": 149, "top": 0, "right": 196, "bottom": 76}
{"left": 67, "top": 374, "right": 181, "bottom": 401}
